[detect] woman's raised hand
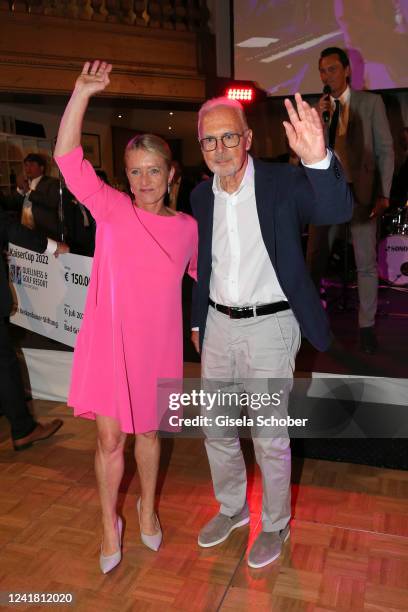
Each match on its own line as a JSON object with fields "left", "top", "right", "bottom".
{"left": 74, "top": 60, "right": 112, "bottom": 97}
{"left": 55, "top": 61, "right": 112, "bottom": 156}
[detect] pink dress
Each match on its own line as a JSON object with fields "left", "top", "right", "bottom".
{"left": 55, "top": 146, "right": 197, "bottom": 433}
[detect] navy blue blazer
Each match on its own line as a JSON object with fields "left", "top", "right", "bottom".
{"left": 191, "top": 156, "right": 353, "bottom": 352}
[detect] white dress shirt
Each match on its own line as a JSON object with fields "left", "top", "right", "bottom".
{"left": 209, "top": 152, "right": 331, "bottom": 307}
{"left": 210, "top": 156, "right": 286, "bottom": 306}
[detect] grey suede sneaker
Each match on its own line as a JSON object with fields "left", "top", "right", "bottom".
{"left": 198, "top": 507, "right": 250, "bottom": 548}
{"left": 247, "top": 523, "right": 290, "bottom": 569}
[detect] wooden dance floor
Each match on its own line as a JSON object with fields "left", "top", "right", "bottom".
{"left": 1, "top": 370, "right": 408, "bottom": 611}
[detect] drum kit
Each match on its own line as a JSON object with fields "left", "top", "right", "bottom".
{"left": 378, "top": 203, "right": 408, "bottom": 286}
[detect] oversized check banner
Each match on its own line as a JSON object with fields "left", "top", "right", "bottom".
{"left": 8, "top": 243, "right": 93, "bottom": 348}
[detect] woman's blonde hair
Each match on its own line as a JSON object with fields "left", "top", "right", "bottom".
{"left": 124, "top": 134, "right": 172, "bottom": 169}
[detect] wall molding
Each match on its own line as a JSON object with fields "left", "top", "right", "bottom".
{"left": 0, "top": 12, "right": 209, "bottom": 101}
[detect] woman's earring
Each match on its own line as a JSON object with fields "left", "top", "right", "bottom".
{"left": 167, "top": 183, "right": 171, "bottom": 194}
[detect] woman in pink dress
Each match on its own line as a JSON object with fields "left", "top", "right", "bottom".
{"left": 54, "top": 61, "right": 197, "bottom": 573}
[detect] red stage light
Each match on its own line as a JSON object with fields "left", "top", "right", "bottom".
{"left": 226, "top": 87, "right": 254, "bottom": 102}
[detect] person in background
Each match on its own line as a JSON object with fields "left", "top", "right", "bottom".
{"left": 4, "top": 154, "right": 94, "bottom": 256}
{"left": 306, "top": 47, "right": 394, "bottom": 354}
{"left": 0, "top": 210, "right": 67, "bottom": 450}
{"left": 14, "top": 153, "right": 63, "bottom": 241}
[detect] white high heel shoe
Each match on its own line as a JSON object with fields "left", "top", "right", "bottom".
{"left": 137, "top": 498, "right": 162, "bottom": 552}
{"left": 99, "top": 516, "right": 123, "bottom": 574}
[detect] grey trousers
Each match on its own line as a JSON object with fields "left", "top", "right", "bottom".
{"left": 201, "top": 306, "right": 301, "bottom": 532}
{"left": 306, "top": 217, "right": 378, "bottom": 328}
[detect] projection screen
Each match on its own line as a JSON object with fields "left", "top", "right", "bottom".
{"left": 234, "top": 0, "right": 408, "bottom": 96}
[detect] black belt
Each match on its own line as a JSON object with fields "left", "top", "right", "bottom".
{"left": 209, "top": 298, "right": 290, "bottom": 319}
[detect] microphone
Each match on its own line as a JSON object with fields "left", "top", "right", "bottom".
{"left": 322, "top": 85, "right": 331, "bottom": 123}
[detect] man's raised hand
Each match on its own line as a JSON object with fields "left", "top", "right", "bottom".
{"left": 283, "top": 92, "right": 326, "bottom": 165}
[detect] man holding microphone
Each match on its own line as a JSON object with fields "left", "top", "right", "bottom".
{"left": 306, "top": 47, "right": 394, "bottom": 354}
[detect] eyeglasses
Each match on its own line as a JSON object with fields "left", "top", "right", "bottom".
{"left": 199, "top": 131, "right": 247, "bottom": 152}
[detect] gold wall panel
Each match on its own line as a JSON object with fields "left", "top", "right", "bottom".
{"left": 0, "top": 13, "right": 207, "bottom": 101}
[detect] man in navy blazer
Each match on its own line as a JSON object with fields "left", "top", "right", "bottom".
{"left": 190, "top": 93, "right": 353, "bottom": 568}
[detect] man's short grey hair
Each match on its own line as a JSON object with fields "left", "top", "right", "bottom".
{"left": 198, "top": 96, "right": 249, "bottom": 136}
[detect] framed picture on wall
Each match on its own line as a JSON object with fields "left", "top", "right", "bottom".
{"left": 82, "top": 133, "right": 101, "bottom": 168}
